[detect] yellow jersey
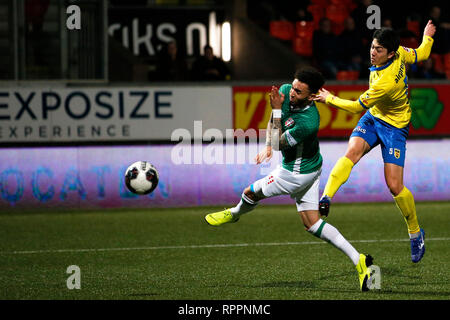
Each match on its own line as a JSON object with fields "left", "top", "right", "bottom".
{"left": 326, "top": 35, "right": 434, "bottom": 128}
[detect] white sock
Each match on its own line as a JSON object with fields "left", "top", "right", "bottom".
{"left": 409, "top": 231, "right": 421, "bottom": 239}
{"left": 230, "top": 193, "right": 257, "bottom": 217}
{"left": 308, "top": 219, "right": 360, "bottom": 266}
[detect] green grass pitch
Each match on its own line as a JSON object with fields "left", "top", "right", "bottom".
{"left": 0, "top": 202, "right": 449, "bottom": 300}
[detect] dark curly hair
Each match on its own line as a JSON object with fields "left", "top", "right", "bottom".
{"left": 294, "top": 66, "right": 325, "bottom": 94}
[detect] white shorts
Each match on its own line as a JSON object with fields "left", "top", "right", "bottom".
{"left": 251, "top": 166, "right": 321, "bottom": 212}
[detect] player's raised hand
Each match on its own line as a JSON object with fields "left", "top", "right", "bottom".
{"left": 255, "top": 146, "right": 273, "bottom": 164}
{"left": 312, "top": 88, "right": 331, "bottom": 103}
{"left": 424, "top": 20, "right": 436, "bottom": 38}
{"left": 269, "top": 86, "right": 284, "bottom": 109}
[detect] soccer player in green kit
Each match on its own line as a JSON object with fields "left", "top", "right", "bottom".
{"left": 205, "top": 67, "right": 374, "bottom": 291}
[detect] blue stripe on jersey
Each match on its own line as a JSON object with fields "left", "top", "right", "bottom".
{"left": 358, "top": 98, "right": 369, "bottom": 109}
{"left": 250, "top": 184, "right": 254, "bottom": 192}
{"left": 413, "top": 49, "right": 418, "bottom": 64}
{"left": 369, "top": 59, "right": 393, "bottom": 72}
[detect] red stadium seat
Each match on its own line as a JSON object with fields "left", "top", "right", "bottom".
{"left": 295, "top": 21, "right": 315, "bottom": 39}
{"left": 348, "top": 71, "right": 360, "bottom": 80}
{"left": 331, "top": 21, "right": 345, "bottom": 35}
{"left": 336, "top": 70, "right": 359, "bottom": 80}
{"left": 407, "top": 20, "right": 420, "bottom": 37}
{"left": 330, "top": 0, "right": 357, "bottom": 11}
{"left": 307, "top": 4, "right": 325, "bottom": 29}
{"left": 269, "top": 21, "right": 295, "bottom": 40}
{"left": 444, "top": 53, "right": 450, "bottom": 79}
{"left": 326, "top": 4, "right": 348, "bottom": 24}
{"left": 400, "top": 37, "right": 419, "bottom": 49}
{"left": 292, "top": 36, "right": 313, "bottom": 57}
{"left": 347, "top": 0, "right": 358, "bottom": 11}
{"left": 330, "top": 0, "right": 352, "bottom": 5}
{"left": 310, "top": 0, "right": 329, "bottom": 6}
{"left": 444, "top": 53, "right": 450, "bottom": 70}
{"left": 431, "top": 53, "right": 444, "bottom": 73}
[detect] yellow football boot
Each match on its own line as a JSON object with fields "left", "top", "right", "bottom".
{"left": 205, "top": 209, "right": 239, "bottom": 226}
{"left": 356, "top": 254, "right": 374, "bottom": 291}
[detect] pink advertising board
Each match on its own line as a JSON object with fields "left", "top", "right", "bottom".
{"left": 0, "top": 140, "right": 448, "bottom": 210}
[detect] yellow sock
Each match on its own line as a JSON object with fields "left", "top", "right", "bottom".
{"left": 323, "top": 156, "right": 354, "bottom": 199}
{"left": 393, "top": 186, "right": 420, "bottom": 234}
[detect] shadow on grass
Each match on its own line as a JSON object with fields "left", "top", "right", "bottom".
{"left": 373, "top": 289, "right": 450, "bottom": 298}
{"left": 247, "top": 280, "right": 450, "bottom": 298}
{"left": 128, "top": 293, "right": 160, "bottom": 297}
{"left": 241, "top": 268, "right": 450, "bottom": 298}
{"left": 247, "top": 281, "right": 356, "bottom": 293}
{"left": 253, "top": 281, "right": 318, "bottom": 289}
{"left": 126, "top": 280, "right": 450, "bottom": 299}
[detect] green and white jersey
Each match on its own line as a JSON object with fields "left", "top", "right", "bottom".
{"left": 279, "top": 84, "right": 322, "bottom": 174}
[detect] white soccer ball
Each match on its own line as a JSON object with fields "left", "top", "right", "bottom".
{"left": 124, "top": 161, "right": 159, "bottom": 195}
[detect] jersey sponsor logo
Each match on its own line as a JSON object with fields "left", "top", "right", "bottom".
{"left": 267, "top": 175, "right": 274, "bottom": 185}
{"left": 362, "top": 93, "right": 370, "bottom": 105}
{"left": 353, "top": 126, "right": 366, "bottom": 134}
{"left": 284, "top": 117, "right": 295, "bottom": 128}
{"left": 395, "top": 60, "right": 405, "bottom": 83}
{"left": 402, "top": 46, "right": 410, "bottom": 52}
{"left": 394, "top": 148, "right": 401, "bottom": 159}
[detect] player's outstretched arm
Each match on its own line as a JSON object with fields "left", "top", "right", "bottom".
{"left": 407, "top": 20, "right": 436, "bottom": 63}
{"left": 424, "top": 19, "right": 436, "bottom": 38}
{"left": 268, "top": 86, "right": 290, "bottom": 151}
{"left": 255, "top": 145, "right": 273, "bottom": 164}
{"left": 313, "top": 88, "right": 365, "bottom": 114}
{"left": 255, "top": 115, "right": 274, "bottom": 164}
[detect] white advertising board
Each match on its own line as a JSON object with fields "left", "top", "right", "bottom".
{"left": 0, "top": 86, "right": 232, "bottom": 142}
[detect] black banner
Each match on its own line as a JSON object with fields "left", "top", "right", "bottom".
{"left": 108, "top": 7, "right": 225, "bottom": 58}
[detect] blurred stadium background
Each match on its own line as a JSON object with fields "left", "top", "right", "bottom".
{"left": 1, "top": 0, "right": 449, "bottom": 210}
{"left": 0, "top": 0, "right": 449, "bottom": 301}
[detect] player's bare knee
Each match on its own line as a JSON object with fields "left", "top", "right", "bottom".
{"left": 345, "top": 148, "right": 363, "bottom": 164}
{"left": 385, "top": 175, "right": 403, "bottom": 195}
{"left": 384, "top": 163, "right": 404, "bottom": 196}
{"left": 346, "top": 138, "right": 369, "bottom": 164}
{"left": 298, "top": 210, "right": 319, "bottom": 230}
{"left": 244, "top": 187, "right": 262, "bottom": 202}
{"left": 298, "top": 212, "right": 310, "bottom": 229}
{"left": 387, "top": 181, "right": 403, "bottom": 196}
{"left": 243, "top": 186, "right": 254, "bottom": 197}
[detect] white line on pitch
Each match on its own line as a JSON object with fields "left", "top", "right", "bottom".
{"left": 2, "top": 237, "right": 449, "bottom": 255}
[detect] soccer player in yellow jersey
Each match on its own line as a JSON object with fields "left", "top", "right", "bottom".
{"left": 313, "top": 20, "right": 436, "bottom": 263}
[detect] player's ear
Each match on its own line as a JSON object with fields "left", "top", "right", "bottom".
{"left": 387, "top": 51, "right": 395, "bottom": 59}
